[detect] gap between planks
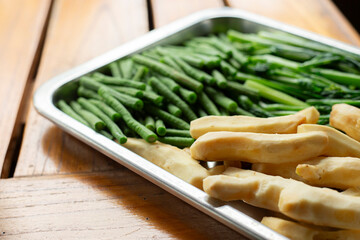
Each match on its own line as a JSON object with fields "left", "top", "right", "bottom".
{"left": 2, "top": 0, "right": 55, "bottom": 179}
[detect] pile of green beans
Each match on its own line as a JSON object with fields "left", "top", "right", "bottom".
{"left": 57, "top": 29, "right": 360, "bottom": 147}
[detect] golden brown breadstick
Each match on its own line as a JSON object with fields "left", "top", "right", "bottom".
{"left": 123, "top": 138, "right": 208, "bottom": 189}
{"left": 203, "top": 168, "right": 360, "bottom": 230}
{"left": 297, "top": 124, "right": 360, "bottom": 157}
{"left": 296, "top": 157, "right": 360, "bottom": 189}
{"left": 190, "top": 107, "right": 319, "bottom": 139}
{"left": 261, "top": 217, "right": 360, "bottom": 240}
{"left": 190, "top": 131, "right": 328, "bottom": 163}
{"left": 330, "top": 104, "right": 360, "bottom": 142}
{"left": 252, "top": 162, "right": 303, "bottom": 181}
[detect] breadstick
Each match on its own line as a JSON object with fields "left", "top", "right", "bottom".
{"left": 330, "top": 104, "right": 360, "bottom": 142}
{"left": 123, "top": 138, "right": 208, "bottom": 189}
{"left": 190, "top": 131, "right": 328, "bottom": 163}
{"left": 190, "top": 107, "right": 319, "bottom": 139}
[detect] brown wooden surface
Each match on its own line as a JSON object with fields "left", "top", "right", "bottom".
{"left": 14, "top": 0, "right": 149, "bottom": 177}
{"left": 227, "top": 0, "right": 360, "bottom": 46}
{"left": 0, "top": 170, "right": 242, "bottom": 239}
{"left": 1, "top": 0, "right": 360, "bottom": 239}
{"left": 0, "top": 0, "right": 51, "bottom": 177}
{"left": 151, "top": 0, "right": 224, "bottom": 27}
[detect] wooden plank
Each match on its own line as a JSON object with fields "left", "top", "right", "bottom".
{"left": 151, "top": 0, "right": 224, "bottom": 27}
{"left": 14, "top": 0, "right": 149, "bottom": 177}
{"left": 0, "top": 170, "right": 243, "bottom": 239}
{"left": 0, "top": 0, "right": 51, "bottom": 177}
{"left": 226, "top": 0, "right": 360, "bottom": 46}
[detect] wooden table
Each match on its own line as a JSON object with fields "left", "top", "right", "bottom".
{"left": 1, "top": 0, "right": 359, "bottom": 239}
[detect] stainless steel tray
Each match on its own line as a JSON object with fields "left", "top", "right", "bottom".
{"left": 34, "top": 8, "right": 360, "bottom": 240}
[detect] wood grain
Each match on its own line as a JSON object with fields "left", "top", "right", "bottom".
{"left": 151, "top": 0, "right": 224, "bottom": 28}
{"left": 0, "top": 0, "right": 51, "bottom": 177}
{"left": 0, "top": 170, "right": 243, "bottom": 239}
{"left": 226, "top": 0, "right": 360, "bottom": 46}
{"left": 14, "top": 0, "right": 149, "bottom": 177}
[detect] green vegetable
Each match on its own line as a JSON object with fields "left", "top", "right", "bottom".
{"left": 167, "top": 103, "right": 182, "bottom": 117}
{"left": 144, "top": 116, "right": 155, "bottom": 132}
{"left": 58, "top": 100, "right": 89, "bottom": 126}
{"left": 119, "top": 58, "right": 134, "bottom": 79}
{"left": 112, "top": 86, "right": 144, "bottom": 98}
{"left": 132, "top": 55, "right": 203, "bottom": 92}
{"left": 212, "top": 70, "right": 227, "bottom": 89}
{"left": 205, "top": 86, "right": 238, "bottom": 112}
{"left": 149, "top": 77, "right": 197, "bottom": 121}
{"left": 245, "top": 80, "right": 309, "bottom": 107}
{"left": 155, "top": 119, "right": 166, "bottom": 136}
{"left": 178, "top": 87, "right": 197, "bottom": 104}
{"left": 109, "top": 62, "right": 122, "bottom": 78}
{"left": 145, "top": 105, "right": 190, "bottom": 130}
{"left": 198, "top": 91, "right": 220, "bottom": 116}
{"left": 77, "top": 86, "right": 102, "bottom": 100}
{"left": 92, "top": 73, "right": 146, "bottom": 90}
{"left": 88, "top": 99, "right": 121, "bottom": 122}
{"left": 165, "top": 129, "right": 192, "bottom": 138}
{"left": 70, "top": 101, "right": 105, "bottom": 131}
{"left": 99, "top": 90, "right": 157, "bottom": 143}
{"left": 158, "top": 136, "right": 195, "bottom": 148}
{"left": 77, "top": 98, "right": 127, "bottom": 144}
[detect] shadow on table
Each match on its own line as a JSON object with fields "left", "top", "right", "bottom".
{"left": 42, "top": 126, "right": 244, "bottom": 239}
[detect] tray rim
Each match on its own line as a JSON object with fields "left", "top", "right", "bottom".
{"left": 33, "top": 7, "right": 360, "bottom": 240}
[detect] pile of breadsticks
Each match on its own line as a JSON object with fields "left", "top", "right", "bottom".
{"left": 189, "top": 103, "right": 360, "bottom": 240}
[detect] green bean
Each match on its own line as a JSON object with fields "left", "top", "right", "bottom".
{"left": 220, "top": 61, "right": 238, "bottom": 76}
{"left": 185, "top": 41, "right": 228, "bottom": 59}
{"left": 77, "top": 98, "right": 127, "bottom": 144}
{"left": 193, "top": 53, "right": 221, "bottom": 68}
{"left": 155, "top": 74, "right": 180, "bottom": 92}
{"left": 155, "top": 119, "right": 166, "bottom": 136}
{"left": 99, "top": 130, "right": 114, "bottom": 139}
{"left": 196, "top": 37, "right": 232, "bottom": 57}
{"left": 179, "top": 87, "right": 197, "bottom": 104}
{"left": 132, "top": 55, "right": 203, "bottom": 93}
{"left": 149, "top": 77, "right": 197, "bottom": 121}
{"left": 172, "top": 56, "right": 215, "bottom": 85}
{"left": 158, "top": 136, "right": 195, "bottom": 148}
{"left": 167, "top": 103, "right": 182, "bottom": 117}
{"left": 226, "top": 81, "right": 259, "bottom": 102}
{"left": 58, "top": 100, "right": 89, "bottom": 126}
{"left": 79, "top": 76, "right": 103, "bottom": 91}
{"left": 143, "top": 90, "right": 164, "bottom": 106}
{"left": 144, "top": 116, "right": 155, "bottom": 131}
{"left": 212, "top": 70, "right": 227, "bottom": 89}
{"left": 99, "top": 86, "right": 143, "bottom": 111}
{"left": 270, "top": 111, "right": 298, "bottom": 116}
{"left": 178, "top": 54, "right": 204, "bottom": 68}
{"left": 311, "top": 68, "right": 360, "bottom": 87}
{"left": 109, "top": 62, "right": 122, "bottom": 78}
{"left": 160, "top": 55, "right": 184, "bottom": 72}
{"left": 145, "top": 105, "right": 190, "bottom": 130}
{"left": 233, "top": 106, "right": 254, "bottom": 116}
{"left": 132, "top": 66, "right": 148, "bottom": 81}
{"left": 197, "top": 91, "right": 220, "bottom": 116}
{"left": 77, "top": 86, "right": 102, "bottom": 100}
{"left": 197, "top": 108, "right": 208, "bottom": 117}
{"left": 70, "top": 101, "right": 105, "bottom": 131}
{"left": 99, "top": 90, "right": 157, "bottom": 143}
{"left": 93, "top": 72, "right": 146, "bottom": 90}
{"left": 244, "top": 80, "right": 309, "bottom": 107}
{"left": 111, "top": 86, "right": 144, "bottom": 98}
{"left": 119, "top": 58, "right": 134, "bottom": 79}
{"left": 165, "top": 129, "right": 192, "bottom": 138}
{"left": 219, "top": 108, "right": 229, "bottom": 116}
{"left": 205, "top": 86, "right": 238, "bottom": 112}
{"left": 88, "top": 99, "right": 121, "bottom": 122}
{"left": 229, "top": 58, "right": 241, "bottom": 69}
